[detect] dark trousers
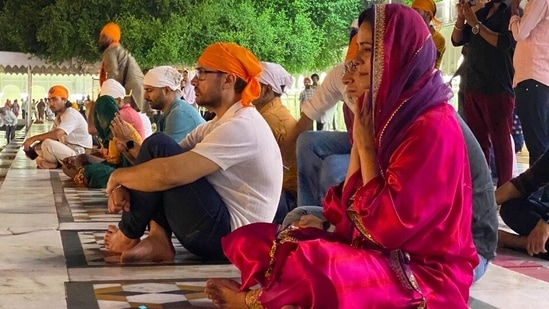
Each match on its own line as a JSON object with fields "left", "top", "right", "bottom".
{"left": 5, "top": 125, "right": 15, "bottom": 144}
{"left": 272, "top": 190, "right": 297, "bottom": 225}
{"left": 515, "top": 79, "right": 549, "bottom": 166}
{"left": 500, "top": 198, "right": 549, "bottom": 251}
{"left": 464, "top": 91, "right": 514, "bottom": 186}
{"left": 118, "top": 133, "right": 231, "bottom": 260}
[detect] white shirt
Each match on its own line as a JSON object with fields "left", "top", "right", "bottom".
{"left": 300, "top": 63, "right": 351, "bottom": 122}
{"left": 139, "top": 113, "right": 153, "bottom": 138}
{"left": 509, "top": 0, "right": 549, "bottom": 87}
{"left": 53, "top": 108, "right": 92, "bottom": 149}
{"left": 0, "top": 110, "right": 17, "bottom": 126}
{"left": 180, "top": 102, "right": 283, "bottom": 230}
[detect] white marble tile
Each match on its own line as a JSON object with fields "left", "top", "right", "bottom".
{"left": 0, "top": 213, "right": 59, "bottom": 229}
{"left": 59, "top": 222, "right": 114, "bottom": 230}
{"left": 471, "top": 265, "right": 549, "bottom": 308}
{"left": 69, "top": 264, "right": 240, "bottom": 281}
{"left": 0, "top": 293, "right": 66, "bottom": 309}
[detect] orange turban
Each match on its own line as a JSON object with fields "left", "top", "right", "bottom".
{"left": 411, "top": 0, "right": 442, "bottom": 29}
{"left": 100, "top": 22, "right": 121, "bottom": 43}
{"left": 48, "top": 85, "right": 69, "bottom": 99}
{"left": 197, "top": 43, "right": 262, "bottom": 107}
{"left": 345, "top": 34, "right": 358, "bottom": 62}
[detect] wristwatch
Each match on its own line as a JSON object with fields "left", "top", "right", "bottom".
{"left": 472, "top": 22, "right": 481, "bottom": 35}
{"left": 125, "top": 140, "right": 135, "bottom": 151}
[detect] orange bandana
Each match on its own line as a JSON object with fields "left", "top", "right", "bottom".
{"left": 345, "top": 35, "right": 358, "bottom": 62}
{"left": 411, "top": 0, "right": 442, "bottom": 29}
{"left": 48, "top": 85, "right": 69, "bottom": 99}
{"left": 101, "top": 22, "right": 121, "bottom": 43}
{"left": 197, "top": 43, "right": 262, "bottom": 107}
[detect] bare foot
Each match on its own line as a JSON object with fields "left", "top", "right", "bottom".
{"left": 36, "top": 157, "right": 59, "bottom": 169}
{"left": 120, "top": 221, "right": 175, "bottom": 263}
{"left": 205, "top": 278, "right": 248, "bottom": 309}
{"left": 104, "top": 225, "right": 140, "bottom": 254}
{"left": 498, "top": 230, "right": 527, "bottom": 250}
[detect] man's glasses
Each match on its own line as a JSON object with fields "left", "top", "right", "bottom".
{"left": 195, "top": 68, "right": 225, "bottom": 80}
{"left": 344, "top": 61, "right": 358, "bottom": 74}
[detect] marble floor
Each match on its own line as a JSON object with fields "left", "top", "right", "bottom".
{"left": 0, "top": 121, "right": 547, "bottom": 308}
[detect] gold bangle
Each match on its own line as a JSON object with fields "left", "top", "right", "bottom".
{"left": 454, "top": 25, "right": 464, "bottom": 31}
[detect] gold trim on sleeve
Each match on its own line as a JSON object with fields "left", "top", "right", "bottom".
{"left": 245, "top": 289, "right": 265, "bottom": 309}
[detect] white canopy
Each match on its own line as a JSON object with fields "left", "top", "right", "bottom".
{"left": 0, "top": 51, "right": 99, "bottom": 75}
{"left": 0, "top": 51, "right": 100, "bottom": 127}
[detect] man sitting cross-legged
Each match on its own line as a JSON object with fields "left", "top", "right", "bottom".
{"left": 103, "top": 42, "right": 283, "bottom": 262}
{"left": 252, "top": 61, "right": 298, "bottom": 223}
{"left": 23, "top": 85, "right": 92, "bottom": 169}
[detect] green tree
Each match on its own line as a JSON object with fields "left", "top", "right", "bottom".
{"left": 0, "top": 0, "right": 364, "bottom": 73}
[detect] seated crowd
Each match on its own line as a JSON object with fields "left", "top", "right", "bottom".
{"left": 20, "top": 1, "right": 549, "bottom": 307}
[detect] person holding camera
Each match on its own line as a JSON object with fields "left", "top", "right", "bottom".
{"left": 451, "top": 0, "right": 515, "bottom": 187}
{"left": 23, "top": 85, "right": 92, "bottom": 169}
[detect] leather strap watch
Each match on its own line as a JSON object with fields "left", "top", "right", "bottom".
{"left": 472, "top": 22, "right": 481, "bottom": 35}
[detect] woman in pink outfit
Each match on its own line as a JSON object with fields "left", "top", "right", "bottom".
{"left": 205, "top": 4, "right": 478, "bottom": 308}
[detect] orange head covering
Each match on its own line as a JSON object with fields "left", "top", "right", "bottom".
{"left": 100, "top": 22, "right": 121, "bottom": 43}
{"left": 197, "top": 42, "right": 262, "bottom": 107}
{"left": 411, "top": 0, "right": 442, "bottom": 30}
{"left": 345, "top": 34, "right": 358, "bottom": 62}
{"left": 48, "top": 85, "right": 69, "bottom": 99}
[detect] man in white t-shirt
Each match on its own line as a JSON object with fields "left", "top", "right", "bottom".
{"left": 103, "top": 42, "right": 282, "bottom": 262}
{"left": 23, "top": 85, "right": 92, "bottom": 169}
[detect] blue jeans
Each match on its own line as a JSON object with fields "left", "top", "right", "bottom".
{"left": 118, "top": 133, "right": 231, "bottom": 260}
{"left": 473, "top": 254, "right": 489, "bottom": 282}
{"left": 281, "top": 206, "right": 325, "bottom": 228}
{"left": 5, "top": 125, "right": 15, "bottom": 144}
{"left": 297, "top": 131, "right": 351, "bottom": 206}
{"left": 515, "top": 79, "right": 549, "bottom": 165}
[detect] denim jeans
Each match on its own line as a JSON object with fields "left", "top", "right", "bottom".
{"left": 5, "top": 125, "right": 15, "bottom": 144}
{"left": 281, "top": 206, "right": 325, "bottom": 228}
{"left": 118, "top": 133, "right": 231, "bottom": 260}
{"left": 297, "top": 131, "right": 351, "bottom": 207}
{"left": 473, "top": 254, "right": 489, "bottom": 282}
{"left": 515, "top": 79, "right": 549, "bottom": 165}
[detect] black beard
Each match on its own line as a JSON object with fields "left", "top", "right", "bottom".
{"left": 492, "top": 0, "right": 503, "bottom": 3}
{"left": 98, "top": 42, "right": 110, "bottom": 53}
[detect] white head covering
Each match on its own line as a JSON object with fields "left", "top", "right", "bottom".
{"left": 258, "top": 62, "right": 294, "bottom": 95}
{"left": 143, "top": 66, "right": 182, "bottom": 92}
{"left": 100, "top": 79, "right": 128, "bottom": 99}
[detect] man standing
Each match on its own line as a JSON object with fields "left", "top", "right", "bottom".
{"left": 510, "top": 0, "right": 549, "bottom": 165}
{"left": 253, "top": 61, "right": 298, "bottom": 223}
{"left": 180, "top": 69, "right": 197, "bottom": 109}
{"left": 451, "top": 0, "right": 515, "bottom": 186}
{"left": 298, "top": 77, "right": 314, "bottom": 107}
{"left": 0, "top": 107, "right": 17, "bottom": 145}
{"left": 103, "top": 43, "right": 282, "bottom": 262}
{"left": 98, "top": 22, "right": 147, "bottom": 114}
{"left": 23, "top": 85, "right": 92, "bottom": 169}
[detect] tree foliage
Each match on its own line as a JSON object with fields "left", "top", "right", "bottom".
{"left": 0, "top": 0, "right": 369, "bottom": 73}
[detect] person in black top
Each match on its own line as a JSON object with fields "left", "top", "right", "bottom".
{"left": 451, "top": 0, "right": 515, "bottom": 187}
